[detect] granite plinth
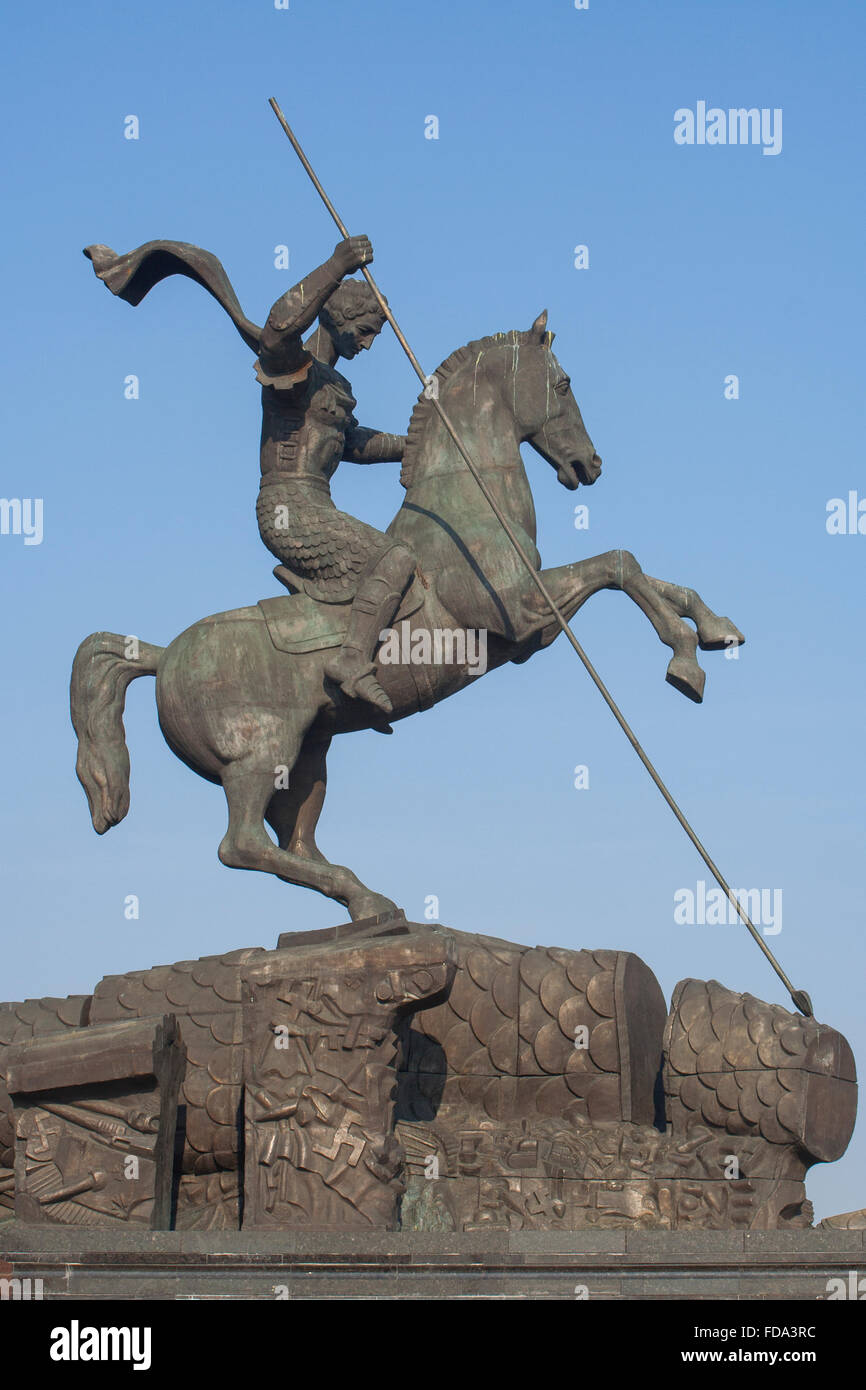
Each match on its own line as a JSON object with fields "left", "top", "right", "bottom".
{"left": 1, "top": 1223, "right": 863, "bottom": 1300}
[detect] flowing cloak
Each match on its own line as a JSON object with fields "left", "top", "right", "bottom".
{"left": 83, "top": 240, "right": 263, "bottom": 351}
{"left": 84, "top": 238, "right": 399, "bottom": 600}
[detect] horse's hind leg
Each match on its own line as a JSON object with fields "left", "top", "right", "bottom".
{"left": 642, "top": 577, "right": 745, "bottom": 652}
{"left": 218, "top": 744, "right": 398, "bottom": 921}
{"left": 265, "top": 731, "right": 330, "bottom": 863}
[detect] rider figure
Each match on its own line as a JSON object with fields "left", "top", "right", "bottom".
{"left": 255, "top": 235, "right": 416, "bottom": 714}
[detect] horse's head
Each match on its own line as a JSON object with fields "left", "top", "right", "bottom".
{"left": 517, "top": 310, "right": 602, "bottom": 491}
{"left": 399, "top": 315, "right": 602, "bottom": 497}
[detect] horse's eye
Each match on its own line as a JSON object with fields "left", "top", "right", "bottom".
{"left": 555, "top": 378, "right": 571, "bottom": 396}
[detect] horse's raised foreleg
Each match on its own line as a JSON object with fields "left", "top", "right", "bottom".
{"left": 642, "top": 577, "right": 745, "bottom": 652}
{"left": 219, "top": 746, "right": 399, "bottom": 921}
{"left": 530, "top": 550, "right": 707, "bottom": 701}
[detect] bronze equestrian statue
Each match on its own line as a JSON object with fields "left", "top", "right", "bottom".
{"left": 73, "top": 237, "right": 744, "bottom": 921}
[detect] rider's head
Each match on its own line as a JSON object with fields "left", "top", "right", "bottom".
{"left": 320, "top": 280, "right": 387, "bottom": 360}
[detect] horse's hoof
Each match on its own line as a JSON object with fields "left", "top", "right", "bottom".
{"left": 349, "top": 893, "right": 401, "bottom": 923}
{"left": 698, "top": 617, "right": 745, "bottom": 652}
{"left": 666, "top": 655, "right": 706, "bottom": 703}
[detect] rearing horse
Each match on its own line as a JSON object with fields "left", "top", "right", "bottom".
{"left": 71, "top": 312, "right": 743, "bottom": 920}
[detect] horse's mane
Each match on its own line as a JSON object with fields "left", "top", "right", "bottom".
{"left": 400, "top": 328, "right": 539, "bottom": 489}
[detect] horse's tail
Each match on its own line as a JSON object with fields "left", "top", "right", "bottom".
{"left": 70, "top": 632, "right": 165, "bottom": 834}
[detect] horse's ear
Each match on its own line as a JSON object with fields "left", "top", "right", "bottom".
{"left": 530, "top": 309, "right": 548, "bottom": 340}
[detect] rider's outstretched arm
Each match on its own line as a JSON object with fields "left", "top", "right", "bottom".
{"left": 258, "top": 236, "right": 372, "bottom": 375}
{"left": 343, "top": 423, "right": 406, "bottom": 464}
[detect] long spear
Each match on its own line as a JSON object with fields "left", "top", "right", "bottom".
{"left": 268, "top": 97, "right": 813, "bottom": 1018}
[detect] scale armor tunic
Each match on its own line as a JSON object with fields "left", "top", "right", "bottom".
{"left": 256, "top": 356, "right": 403, "bottom": 602}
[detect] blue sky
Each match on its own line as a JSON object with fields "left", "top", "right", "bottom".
{"left": 1, "top": 0, "right": 864, "bottom": 1220}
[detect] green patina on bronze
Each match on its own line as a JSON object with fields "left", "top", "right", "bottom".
{"left": 72, "top": 238, "right": 742, "bottom": 920}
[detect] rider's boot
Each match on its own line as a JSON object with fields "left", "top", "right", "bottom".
{"left": 324, "top": 546, "right": 415, "bottom": 714}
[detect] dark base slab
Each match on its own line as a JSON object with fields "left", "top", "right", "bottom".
{"left": 1, "top": 1223, "right": 864, "bottom": 1300}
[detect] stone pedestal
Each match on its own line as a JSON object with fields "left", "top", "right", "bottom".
{"left": 1, "top": 1223, "right": 863, "bottom": 1300}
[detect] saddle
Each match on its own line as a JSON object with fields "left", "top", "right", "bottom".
{"left": 258, "top": 572, "right": 426, "bottom": 656}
